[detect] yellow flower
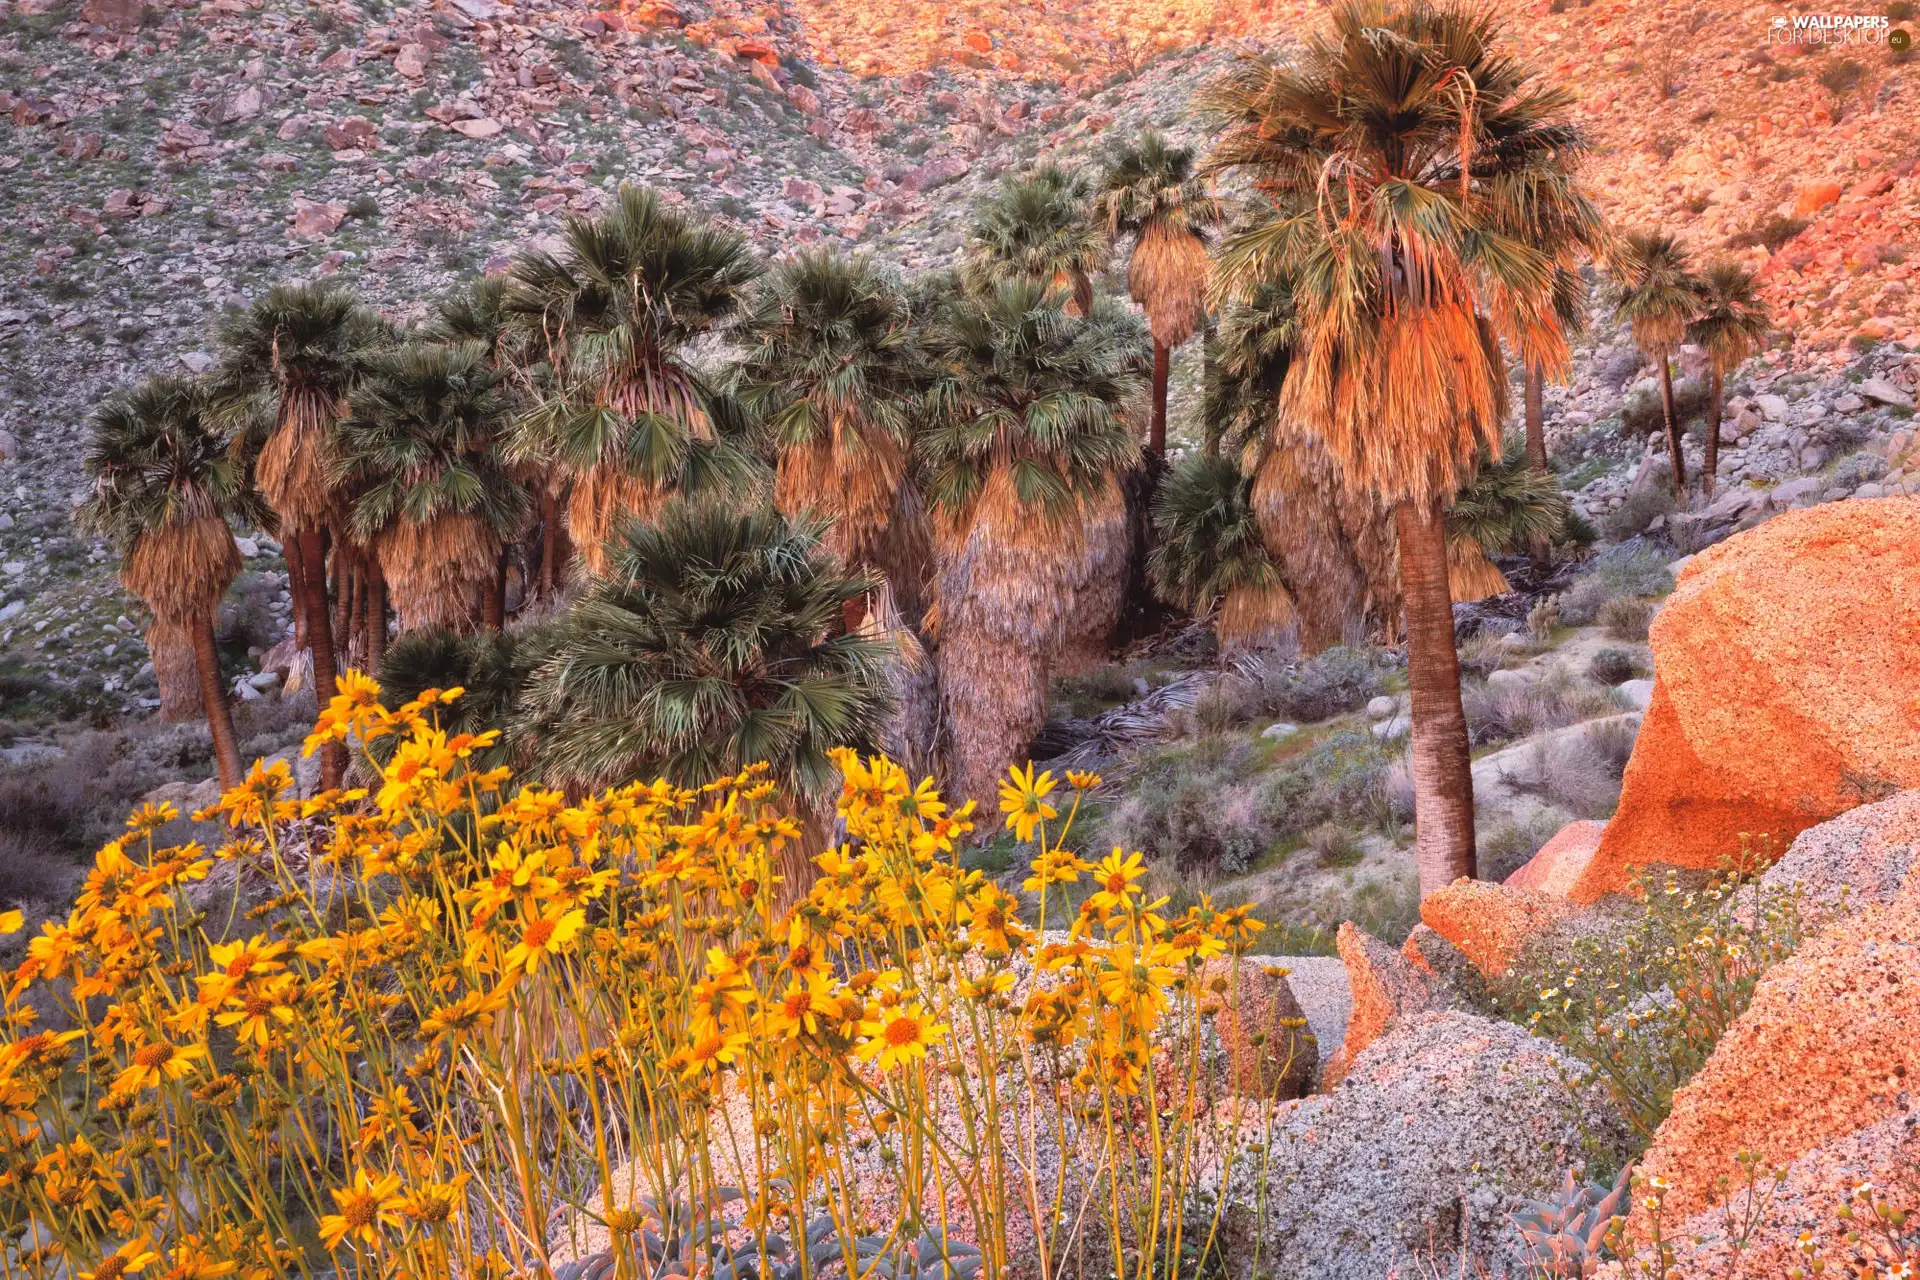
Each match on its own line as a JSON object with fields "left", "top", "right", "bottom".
{"left": 679, "top": 1028, "right": 750, "bottom": 1080}
{"left": 112, "top": 1038, "right": 206, "bottom": 1094}
{"left": 501, "top": 905, "right": 586, "bottom": 977}
{"left": 318, "top": 1168, "right": 406, "bottom": 1251}
{"left": 960, "top": 883, "right": 1029, "bottom": 955}
{"left": 856, "top": 1003, "right": 946, "bottom": 1071}
{"left": 998, "top": 762, "right": 1058, "bottom": 842}
{"left": 304, "top": 669, "right": 388, "bottom": 754}
{"left": 768, "top": 974, "right": 842, "bottom": 1039}
{"left": 0, "top": 909, "right": 20, "bottom": 936}
{"left": 1065, "top": 770, "right": 1103, "bottom": 791}
{"left": 79, "top": 1238, "right": 157, "bottom": 1280}
{"left": 124, "top": 802, "right": 178, "bottom": 835}
{"left": 419, "top": 985, "right": 511, "bottom": 1046}
{"left": 398, "top": 1174, "right": 469, "bottom": 1225}
{"left": 1086, "top": 849, "right": 1147, "bottom": 912}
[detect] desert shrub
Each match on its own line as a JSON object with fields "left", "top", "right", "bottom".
{"left": 1299, "top": 729, "right": 1405, "bottom": 833}
{"left": 1246, "top": 644, "right": 1388, "bottom": 723}
{"left": 1598, "top": 596, "right": 1656, "bottom": 641}
{"left": 1600, "top": 482, "right": 1677, "bottom": 541}
{"left": 1559, "top": 548, "right": 1674, "bottom": 625}
{"left": 0, "top": 685, "right": 1292, "bottom": 1280}
{"left": 1621, "top": 376, "right": 1709, "bottom": 435}
{"left": 1587, "top": 648, "right": 1640, "bottom": 685}
{"left": 1539, "top": 729, "right": 1630, "bottom": 819}
{"left": 1726, "top": 213, "right": 1810, "bottom": 252}
{"left": 1478, "top": 808, "right": 1570, "bottom": 882}
{"left": 1829, "top": 449, "right": 1888, "bottom": 491}
{"left": 1249, "top": 871, "right": 1422, "bottom": 953}
{"left": 1502, "top": 865, "right": 1807, "bottom": 1143}
{"left": 1582, "top": 713, "right": 1641, "bottom": 777}
{"left": 1462, "top": 670, "right": 1620, "bottom": 748}
{"left": 1455, "top": 631, "right": 1511, "bottom": 681}
{"left": 1105, "top": 738, "right": 1294, "bottom": 874}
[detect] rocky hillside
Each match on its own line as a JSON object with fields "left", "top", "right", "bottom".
{"left": 0, "top": 0, "right": 1914, "bottom": 718}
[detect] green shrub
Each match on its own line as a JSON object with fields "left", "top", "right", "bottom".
{"left": 1249, "top": 645, "right": 1388, "bottom": 723}
{"left": 1559, "top": 547, "right": 1674, "bottom": 625}
{"left": 1500, "top": 863, "right": 1807, "bottom": 1144}
{"left": 1587, "top": 648, "right": 1640, "bottom": 685}
{"left": 1599, "top": 595, "right": 1656, "bottom": 641}
{"left": 1600, "top": 482, "right": 1677, "bottom": 541}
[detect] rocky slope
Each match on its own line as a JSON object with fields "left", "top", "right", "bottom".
{"left": 0, "top": 0, "right": 1914, "bottom": 719}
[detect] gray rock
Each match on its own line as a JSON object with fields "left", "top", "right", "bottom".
{"left": 1260, "top": 722, "right": 1300, "bottom": 740}
{"left": 1853, "top": 483, "right": 1887, "bottom": 500}
{"left": 1229, "top": 1012, "right": 1631, "bottom": 1280}
{"left": 0, "top": 431, "right": 17, "bottom": 462}
{"left": 1615, "top": 677, "right": 1654, "bottom": 711}
{"left": 1757, "top": 790, "right": 1920, "bottom": 922}
{"left": 1770, "top": 475, "right": 1822, "bottom": 508}
{"left": 1835, "top": 392, "right": 1866, "bottom": 413}
{"left": 1860, "top": 377, "right": 1915, "bottom": 410}
{"left": 1756, "top": 393, "right": 1791, "bottom": 422}
{"left": 1365, "top": 694, "right": 1398, "bottom": 720}
{"left": 1486, "top": 667, "right": 1538, "bottom": 692}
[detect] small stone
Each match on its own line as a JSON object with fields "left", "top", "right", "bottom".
{"left": 234, "top": 536, "right": 259, "bottom": 558}
{"left": 1260, "top": 722, "right": 1300, "bottom": 740}
{"left": 290, "top": 198, "right": 348, "bottom": 238}
{"left": 1860, "top": 377, "right": 1915, "bottom": 410}
{"left": 1365, "top": 694, "right": 1398, "bottom": 720}
{"left": 448, "top": 117, "right": 502, "bottom": 139}
{"left": 394, "top": 43, "right": 429, "bottom": 78}
{"left": 1834, "top": 393, "right": 1865, "bottom": 413}
{"left": 1756, "top": 393, "right": 1791, "bottom": 422}
{"left": 1615, "top": 678, "right": 1654, "bottom": 711}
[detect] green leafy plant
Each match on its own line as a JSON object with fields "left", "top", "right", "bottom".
{"left": 1507, "top": 859, "right": 1807, "bottom": 1143}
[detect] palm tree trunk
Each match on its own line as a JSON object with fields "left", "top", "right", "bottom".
{"left": 540, "top": 489, "right": 561, "bottom": 597}
{"left": 1659, "top": 357, "right": 1688, "bottom": 499}
{"left": 1070, "top": 270, "right": 1093, "bottom": 319}
{"left": 297, "top": 526, "right": 346, "bottom": 790}
{"left": 285, "top": 532, "right": 309, "bottom": 651}
{"left": 191, "top": 610, "right": 243, "bottom": 790}
{"left": 1703, "top": 370, "right": 1724, "bottom": 499}
{"left": 365, "top": 557, "right": 386, "bottom": 676}
{"left": 483, "top": 553, "right": 506, "bottom": 630}
{"left": 1394, "top": 497, "right": 1477, "bottom": 897}
{"left": 330, "top": 533, "right": 354, "bottom": 675}
{"left": 1524, "top": 361, "right": 1548, "bottom": 473}
{"left": 1149, "top": 339, "right": 1170, "bottom": 458}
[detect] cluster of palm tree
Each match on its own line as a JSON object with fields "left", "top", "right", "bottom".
{"left": 1605, "top": 232, "right": 1771, "bottom": 499}
{"left": 81, "top": 0, "right": 1759, "bottom": 900}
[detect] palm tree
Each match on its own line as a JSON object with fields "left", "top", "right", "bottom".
{"left": 505, "top": 186, "right": 763, "bottom": 576}
{"left": 1445, "top": 446, "right": 1572, "bottom": 599}
{"left": 1147, "top": 453, "right": 1291, "bottom": 648}
{"left": 79, "top": 378, "right": 258, "bottom": 788}
{"left": 518, "top": 500, "right": 893, "bottom": 822}
{"left": 733, "top": 250, "right": 932, "bottom": 619}
{"left": 961, "top": 165, "right": 1107, "bottom": 316}
{"left": 1206, "top": 280, "right": 1394, "bottom": 652}
{"left": 213, "top": 283, "right": 380, "bottom": 790}
{"left": 1205, "top": 0, "right": 1582, "bottom": 895}
{"left": 919, "top": 280, "right": 1143, "bottom": 806}
{"left": 430, "top": 275, "right": 569, "bottom": 602}
{"left": 375, "top": 622, "right": 558, "bottom": 773}
{"left": 334, "top": 341, "right": 529, "bottom": 639}
{"left": 1604, "top": 231, "right": 1699, "bottom": 500}
{"left": 1685, "top": 261, "right": 1769, "bottom": 498}
{"left": 1095, "top": 131, "right": 1221, "bottom": 457}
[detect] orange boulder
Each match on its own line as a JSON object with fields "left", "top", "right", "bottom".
{"left": 1505, "top": 819, "right": 1605, "bottom": 896}
{"left": 1322, "top": 922, "right": 1458, "bottom": 1087}
{"left": 1418, "top": 879, "right": 1578, "bottom": 978}
{"left": 1792, "top": 181, "right": 1844, "bottom": 215}
{"left": 1568, "top": 500, "right": 1920, "bottom": 904}
{"left": 963, "top": 29, "right": 993, "bottom": 52}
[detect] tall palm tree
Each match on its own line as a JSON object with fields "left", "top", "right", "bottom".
{"left": 429, "top": 275, "right": 568, "bottom": 603}
{"left": 1685, "top": 261, "right": 1769, "bottom": 499}
{"left": 961, "top": 165, "right": 1107, "bottom": 316}
{"left": 212, "top": 284, "right": 380, "bottom": 790}
{"left": 518, "top": 499, "right": 893, "bottom": 815}
{"left": 1095, "top": 131, "right": 1221, "bottom": 457}
{"left": 1207, "top": 280, "right": 1395, "bottom": 652}
{"left": 1604, "top": 231, "right": 1699, "bottom": 500}
{"left": 1205, "top": 0, "right": 1581, "bottom": 895}
{"left": 733, "top": 250, "right": 932, "bottom": 619}
{"left": 334, "top": 341, "right": 529, "bottom": 638}
{"left": 919, "top": 280, "right": 1143, "bottom": 806}
{"left": 79, "top": 378, "right": 258, "bottom": 788}
{"left": 505, "top": 186, "right": 763, "bottom": 576}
